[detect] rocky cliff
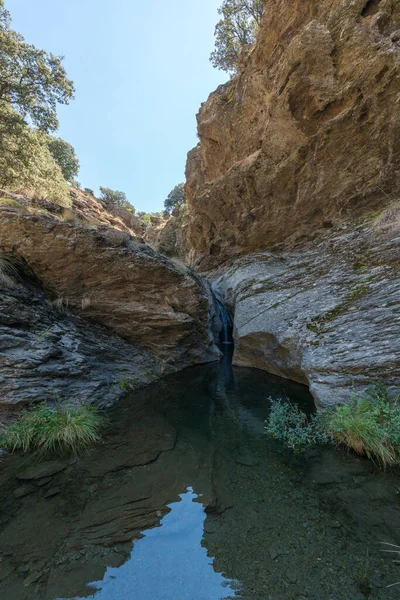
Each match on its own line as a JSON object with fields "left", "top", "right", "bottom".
{"left": 183, "top": 0, "right": 400, "bottom": 270}
{"left": 2, "top": 0, "right": 400, "bottom": 411}
{"left": 0, "top": 200, "right": 220, "bottom": 409}
{"left": 149, "top": 0, "right": 400, "bottom": 405}
{"left": 211, "top": 214, "right": 399, "bottom": 406}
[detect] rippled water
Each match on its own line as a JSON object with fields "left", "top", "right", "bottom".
{"left": 1, "top": 356, "right": 400, "bottom": 600}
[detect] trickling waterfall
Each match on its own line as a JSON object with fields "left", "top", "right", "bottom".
{"left": 215, "top": 298, "right": 233, "bottom": 346}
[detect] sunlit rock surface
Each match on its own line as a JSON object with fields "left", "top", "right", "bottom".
{"left": 185, "top": 0, "right": 400, "bottom": 270}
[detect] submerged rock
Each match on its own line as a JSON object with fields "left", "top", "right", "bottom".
{"left": 17, "top": 461, "right": 67, "bottom": 481}
{"left": 13, "top": 486, "right": 34, "bottom": 499}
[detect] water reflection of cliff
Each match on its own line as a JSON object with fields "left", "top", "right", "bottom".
{"left": 0, "top": 364, "right": 400, "bottom": 600}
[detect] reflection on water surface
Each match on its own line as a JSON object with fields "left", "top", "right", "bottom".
{"left": 68, "top": 488, "right": 236, "bottom": 600}
{"left": 0, "top": 358, "right": 400, "bottom": 600}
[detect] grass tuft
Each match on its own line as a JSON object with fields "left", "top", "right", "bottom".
{"left": 0, "top": 197, "right": 22, "bottom": 208}
{"left": 380, "top": 543, "right": 400, "bottom": 588}
{"left": 266, "top": 383, "right": 400, "bottom": 469}
{"left": 323, "top": 383, "right": 400, "bottom": 469}
{"left": 0, "top": 402, "right": 104, "bottom": 456}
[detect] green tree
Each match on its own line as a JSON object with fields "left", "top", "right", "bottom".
{"left": 0, "top": 0, "right": 74, "bottom": 132}
{"left": 46, "top": 136, "right": 80, "bottom": 183}
{"left": 210, "top": 0, "right": 264, "bottom": 74}
{"left": 138, "top": 213, "right": 152, "bottom": 226}
{"left": 0, "top": 104, "right": 70, "bottom": 206}
{"left": 164, "top": 183, "right": 185, "bottom": 213}
{"left": 99, "top": 187, "right": 135, "bottom": 213}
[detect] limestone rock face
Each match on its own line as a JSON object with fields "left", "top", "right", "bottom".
{"left": 0, "top": 211, "right": 220, "bottom": 407}
{"left": 212, "top": 219, "right": 400, "bottom": 406}
{"left": 186, "top": 0, "right": 400, "bottom": 270}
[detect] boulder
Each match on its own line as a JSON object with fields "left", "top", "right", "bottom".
{"left": 0, "top": 212, "right": 220, "bottom": 407}
{"left": 212, "top": 218, "right": 400, "bottom": 406}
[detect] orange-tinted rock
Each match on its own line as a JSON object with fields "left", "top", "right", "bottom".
{"left": 186, "top": 0, "right": 400, "bottom": 269}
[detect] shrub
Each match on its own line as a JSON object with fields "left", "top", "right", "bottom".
{"left": 323, "top": 383, "right": 400, "bottom": 469}
{"left": 99, "top": 187, "right": 134, "bottom": 212}
{"left": 266, "top": 384, "right": 400, "bottom": 469}
{"left": 0, "top": 105, "right": 71, "bottom": 207}
{"left": 140, "top": 213, "right": 152, "bottom": 226}
{"left": 164, "top": 183, "right": 185, "bottom": 213}
{"left": 210, "top": 0, "right": 264, "bottom": 74}
{"left": 0, "top": 402, "right": 104, "bottom": 455}
{"left": 137, "top": 211, "right": 167, "bottom": 226}
{"left": 266, "top": 399, "right": 330, "bottom": 451}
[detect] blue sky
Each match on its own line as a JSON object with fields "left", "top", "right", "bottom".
{"left": 6, "top": 0, "right": 227, "bottom": 212}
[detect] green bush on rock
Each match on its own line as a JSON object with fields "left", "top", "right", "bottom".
{"left": 0, "top": 402, "right": 104, "bottom": 455}
{"left": 0, "top": 106, "right": 71, "bottom": 206}
{"left": 324, "top": 383, "right": 400, "bottom": 469}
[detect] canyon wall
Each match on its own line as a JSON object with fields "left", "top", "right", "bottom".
{"left": 211, "top": 216, "right": 399, "bottom": 406}
{"left": 3, "top": 0, "right": 400, "bottom": 409}
{"left": 151, "top": 0, "right": 400, "bottom": 405}
{"left": 184, "top": 0, "right": 400, "bottom": 271}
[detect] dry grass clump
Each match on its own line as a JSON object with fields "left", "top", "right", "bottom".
{"left": 372, "top": 199, "right": 400, "bottom": 234}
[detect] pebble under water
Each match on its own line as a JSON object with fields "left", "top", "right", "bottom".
{"left": 1, "top": 355, "right": 400, "bottom": 600}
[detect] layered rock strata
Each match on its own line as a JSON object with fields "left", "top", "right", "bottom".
{"left": 0, "top": 208, "right": 220, "bottom": 407}
{"left": 212, "top": 217, "right": 399, "bottom": 406}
